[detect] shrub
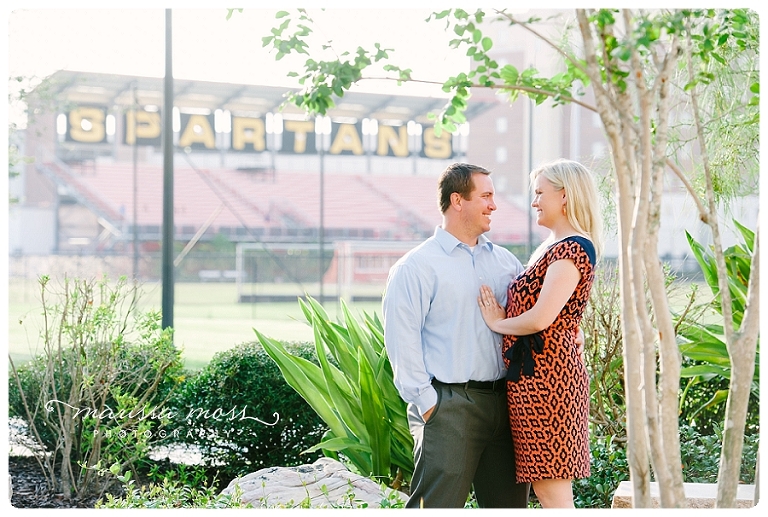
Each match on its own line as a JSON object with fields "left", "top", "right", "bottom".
{"left": 165, "top": 340, "right": 327, "bottom": 480}
{"left": 582, "top": 263, "right": 627, "bottom": 441}
{"left": 677, "top": 221, "right": 759, "bottom": 432}
{"left": 679, "top": 423, "right": 759, "bottom": 484}
{"left": 573, "top": 435, "right": 630, "bottom": 508}
{"left": 96, "top": 464, "right": 250, "bottom": 508}
{"left": 8, "top": 275, "right": 185, "bottom": 499}
{"left": 257, "top": 297, "right": 413, "bottom": 488}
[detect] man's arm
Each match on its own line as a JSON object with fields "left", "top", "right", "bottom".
{"left": 382, "top": 262, "right": 437, "bottom": 418}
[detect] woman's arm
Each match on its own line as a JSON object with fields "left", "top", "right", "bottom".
{"left": 478, "top": 259, "right": 581, "bottom": 335}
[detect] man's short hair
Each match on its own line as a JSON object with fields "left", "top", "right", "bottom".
{"left": 437, "top": 163, "right": 491, "bottom": 213}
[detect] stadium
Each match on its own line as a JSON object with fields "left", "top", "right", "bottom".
{"left": 10, "top": 69, "right": 562, "bottom": 301}
{"left": 11, "top": 64, "right": 758, "bottom": 303}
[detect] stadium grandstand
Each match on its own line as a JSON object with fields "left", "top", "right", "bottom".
{"left": 12, "top": 70, "right": 550, "bottom": 301}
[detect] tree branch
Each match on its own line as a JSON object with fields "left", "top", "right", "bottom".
{"left": 494, "top": 9, "right": 590, "bottom": 77}
{"left": 664, "top": 159, "right": 710, "bottom": 224}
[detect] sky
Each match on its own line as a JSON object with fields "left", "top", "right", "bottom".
{"left": 5, "top": 3, "right": 479, "bottom": 128}
{"left": 3, "top": 5, "right": 767, "bottom": 500}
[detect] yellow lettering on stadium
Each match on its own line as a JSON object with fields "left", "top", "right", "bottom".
{"left": 179, "top": 114, "right": 215, "bottom": 149}
{"left": 422, "top": 127, "right": 452, "bottom": 159}
{"left": 69, "top": 107, "right": 106, "bottom": 143}
{"left": 329, "top": 124, "right": 364, "bottom": 155}
{"left": 232, "top": 117, "right": 266, "bottom": 151}
{"left": 125, "top": 110, "right": 161, "bottom": 145}
{"left": 283, "top": 120, "right": 315, "bottom": 153}
{"left": 377, "top": 125, "right": 409, "bottom": 157}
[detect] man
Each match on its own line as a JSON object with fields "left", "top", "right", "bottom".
{"left": 382, "top": 163, "right": 531, "bottom": 508}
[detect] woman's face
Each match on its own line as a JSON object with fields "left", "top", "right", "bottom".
{"left": 531, "top": 174, "right": 565, "bottom": 228}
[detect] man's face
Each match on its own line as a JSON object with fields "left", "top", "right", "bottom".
{"left": 462, "top": 173, "right": 497, "bottom": 236}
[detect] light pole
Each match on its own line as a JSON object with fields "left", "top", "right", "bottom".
{"left": 315, "top": 116, "right": 331, "bottom": 305}
{"left": 161, "top": 8, "right": 175, "bottom": 331}
{"left": 527, "top": 97, "right": 534, "bottom": 258}
{"left": 132, "top": 81, "right": 139, "bottom": 279}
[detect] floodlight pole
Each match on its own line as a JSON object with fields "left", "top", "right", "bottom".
{"left": 527, "top": 97, "right": 534, "bottom": 259}
{"left": 132, "top": 81, "right": 139, "bottom": 279}
{"left": 319, "top": 128, "right": 325, "bottom": 306}
{"left": 161, "top": 8, "right": 175, "bottom": 331}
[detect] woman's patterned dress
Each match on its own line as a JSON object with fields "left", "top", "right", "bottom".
{"left": 502, "top": 236, "right": 596, "bottom": 483}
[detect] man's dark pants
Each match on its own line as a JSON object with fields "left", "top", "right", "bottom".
{"left": 406, "top": 380, "right": 531, "bottom": 508}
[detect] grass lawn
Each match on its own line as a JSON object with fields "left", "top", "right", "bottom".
{"left": 7, "top": 278, "right": 383, "bottom": 371}
{"left": 7, "top": 275, "right": 711, "bottom": 371}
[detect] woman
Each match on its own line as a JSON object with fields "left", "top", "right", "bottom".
{"left": 478, "top": 159, "right": 603, "bottom": 508}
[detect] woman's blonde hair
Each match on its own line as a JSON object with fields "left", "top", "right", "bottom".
{"left": 528, "top": 159, "right": 604, "bottom": 265}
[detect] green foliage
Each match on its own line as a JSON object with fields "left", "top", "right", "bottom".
{"left": 679, "top": 422, "right": 759, "bottom": 484}
{"left": 582, "top": 262, "right": 627, "bottom": 440}
{"left": 677, "top": 222, "right": 759, "bottom": 424}
{"left": 260, "top": 9, "right": 394, "bottom": 116}
{"left": 165, "top": 340, "right": 327, "bottom": 480}
{"left": 7, "top": 275, "right": 185, "bottom": 498}
{"left": 96, "top": 451, "right": 407, "bottom": 509}
{"left": 572, "top": 422, "right": 760, "bottom": 508}
{"left": 96, "top": 464, "right": 250, "bottom": 508}
{"left": 256, "top": 297, "right": 413, "bottom": 487}
{"left": 573, "top": 436, "right": 630, "bottom": 508}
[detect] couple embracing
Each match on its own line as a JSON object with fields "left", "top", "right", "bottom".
{"left": 382, "top": 161, "right": 603, "bottom": 508}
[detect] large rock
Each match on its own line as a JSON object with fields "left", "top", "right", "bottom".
{"left": 220, "top": 458, "right": 408, "bottom": 508}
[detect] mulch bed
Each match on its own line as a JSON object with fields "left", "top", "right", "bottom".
{"left": 9, "top": 454, "right": 237, "bottom": 509}
{"left": 9, "top": 455, "right": 100, "bottom": 508}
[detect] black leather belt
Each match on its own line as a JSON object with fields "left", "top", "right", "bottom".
{"left": 432, "top": 378, "right": 506, "bottom": 392}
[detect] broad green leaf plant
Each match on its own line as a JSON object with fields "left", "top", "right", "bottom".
{"left": 677, "top": 221, "right": 759, "bottom": 417}
{"left": 256, "top": 297, "right": 413, "bottom": 488}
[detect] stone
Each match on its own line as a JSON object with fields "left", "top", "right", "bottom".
{"left": 611, "top": 481, "right": 755, "bottom": 508}
{"left": 220, "top": 457, "right": 408, "bottom": 508}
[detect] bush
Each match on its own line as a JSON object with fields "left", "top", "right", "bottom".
{"left": 677, "top": 222, "right": 759, "bottom": 432}
{"left": 8, "top": 275, "right": 185, "bottom": 499}
{"left": 573, "top": 435, "right": 630, "bottom": 508}
{"left": 571, "top": 423, "right": 759, "bottom": 509}
{"left": 165, "top": 340, "right": 328, "bottom": 480}
{"left": 679, "top": 423, "right": 759, "bottom": 484}
{"left": 582, "top": 263, "right": 627, "bottom": 440}
{"left": 96, "top": 464, "right": 250, "bottom": 509}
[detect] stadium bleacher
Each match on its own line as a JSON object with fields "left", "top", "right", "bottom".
{"left": 52, "top": 161, "right": 543, "bottom": 245}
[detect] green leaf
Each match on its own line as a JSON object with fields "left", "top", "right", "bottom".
{"left": 481, "top": 37, "right": 493, "bottom": 52}
{"left": 304, "top": 436, "right": 370, "bottom": 454}
{"left": 500, "top": 65, "right": 519, "bottom": 84}
{"left": 256, "top": 330, "right": 345, "bottom": 433}
{"left": 276, "top": 11, "right": 290, "bottom": 19}
{"left": 680, "top": 364, "right": 731, "bottom": 379}
{"left": 685, "top": 231, "right": 719, "bottom": 296}
{"left": 358, "top": 348, "right": 390, "bottom": 477}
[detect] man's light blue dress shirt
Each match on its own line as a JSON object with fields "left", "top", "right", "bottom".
{"left": 382, "top": 226, "right": 524, "bottom": 416}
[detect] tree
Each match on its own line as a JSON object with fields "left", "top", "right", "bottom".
{"left": 256, "top": 8, "right": 759, "bottom": 508}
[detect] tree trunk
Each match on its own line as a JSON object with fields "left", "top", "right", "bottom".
{"left": 576, "top": 8, "right": 653, "bottom": 506}
{"left": 716, "top": 226, "right": 760, "bottom": 507}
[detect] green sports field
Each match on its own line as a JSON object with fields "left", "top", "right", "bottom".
{"left": 7, "top": 278, "right": 383, "bottom": 371}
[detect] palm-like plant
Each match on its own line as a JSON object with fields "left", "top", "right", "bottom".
{"left": 677, "top": 220, "right": 759, "bottom": 417}
{"left": 256, "top": 297, "right": 413, "bottom": 488}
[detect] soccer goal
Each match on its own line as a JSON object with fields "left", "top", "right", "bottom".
{"left": 235, "top": 240, "right": 419, "bottom": 303}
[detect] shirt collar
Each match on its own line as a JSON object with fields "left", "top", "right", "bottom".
{"left": 434, "top": 226, "right": 494, "bottom": 254}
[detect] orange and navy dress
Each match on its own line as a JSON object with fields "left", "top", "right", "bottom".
{"left": 502, "top": 235, "right": 596, "bottom": 483}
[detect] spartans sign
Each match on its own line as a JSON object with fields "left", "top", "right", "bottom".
{"left": 65, "top": 106, "right": 453, "bottom": 159}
